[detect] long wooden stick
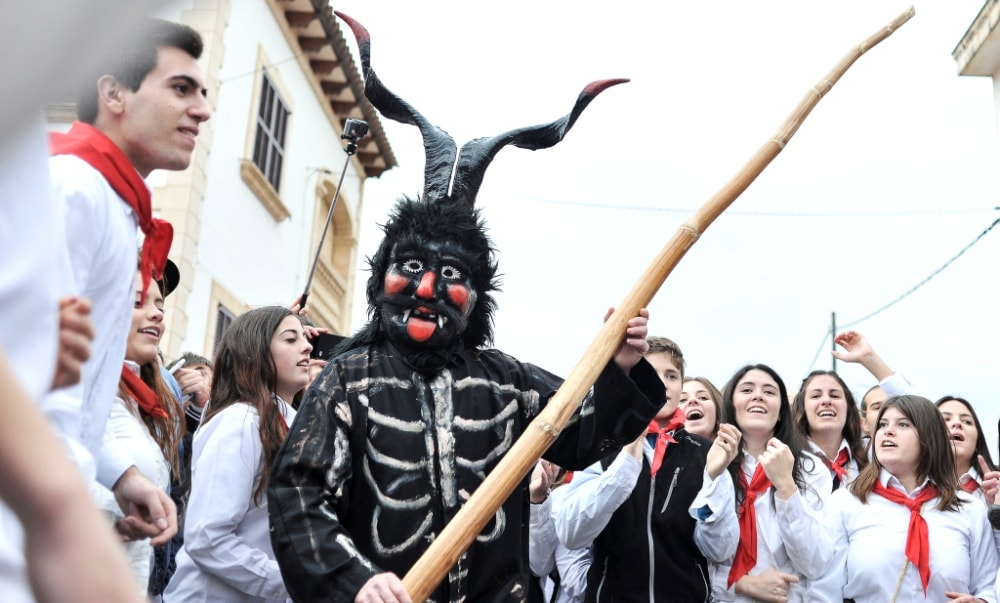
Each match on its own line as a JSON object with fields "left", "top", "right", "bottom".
{"left": 402, "top": 7, "right": 915, "bottom": 600}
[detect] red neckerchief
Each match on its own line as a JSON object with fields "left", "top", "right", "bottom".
{"left": 872, "top": 480, "right": 939, "bottom": 594}
{"left": 50, "top": 121, "right": 173, "bottom": 302}
{"left": 647, "top": 408, "right": 686, "bottom": 476}
{"left": 822, "top": 447, "right": 850, "bottom": 483}
{"left": 727, "top": 463, "right": 773, "bottom": 588}
{"left": 960, "top": 477, "right": 980, "bottom": 494}
{"left": 120, "top": 365, "right": 168, "bottom": 419}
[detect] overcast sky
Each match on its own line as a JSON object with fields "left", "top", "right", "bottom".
{"left": 333, "top": 1, "right": 1000, "bottom": 440}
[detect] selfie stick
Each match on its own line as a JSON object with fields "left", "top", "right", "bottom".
{"left": 300, "top": 119, "right": 368, "bottom": 310}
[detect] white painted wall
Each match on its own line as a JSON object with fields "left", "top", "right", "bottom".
{"left": 156, "top": 1, "right": 365, "bottom": 355}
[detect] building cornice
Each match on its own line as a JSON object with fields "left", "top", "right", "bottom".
{"left": 954, "top": 0, "right": 1000, "bottom": 76}
{"left": 270, "top": 0, "right": 397, "bottom": 178}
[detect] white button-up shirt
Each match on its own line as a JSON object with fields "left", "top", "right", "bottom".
{"left": 691, "top": 451, "right": 832, "bottom": 603}
{"left": 164, "top": 399, "right": 295, "bottom": 602}
{"left": 813, "top": 469, "right": 998, "bottom": 603}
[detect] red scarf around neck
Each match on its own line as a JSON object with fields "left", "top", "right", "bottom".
{"left": 647, "top": 408, "right": 686, "bottom": 476}
{"left": 727, "top": 463, "right": 773, "bottom": 587}
{"left": 872, "top": 480, "right": 939, "bottom": 594}
{"left": 822, "top": 447, "right": 850, "bottom": 483}
{"left": 120, "top": 365, "right": 168, "bottom": 419}
{"left": 50, "top": 121, "right": 173, "bottom": 301}
{"left": 960, "top": 477, "right": 980, "bottom": 494}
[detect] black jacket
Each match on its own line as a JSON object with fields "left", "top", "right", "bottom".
{"left": 587, "top": 430, "right": 712, "bottom": 602}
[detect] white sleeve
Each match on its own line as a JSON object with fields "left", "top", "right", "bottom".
{"left": 529, "top": 497, "right": 558, "bottom": 578}
{"left": 551, "top": 451, "right": 641, "bottom": 550}
{"left": 967, "top": 498, "right": 1000, "bottom": 602}
{"left": 183, "top": 407, "right": 287, "bottom": 599}
{"left": 555, "top": 543, "right": 592, "bottom": 599}
{"left": 96, "top": 428, "right": 137, "bottom": 489}
{"left": 689, "top": 467, "right": 740, "bottom": 566}
{"left": 692, "top": 469, "right": 739, "bottom": 562}
{"left": 50, "top": 156, "right": 103, "bottom": 296}
{"left": 95, "top": 397, "right": 137, "bottom": 509}
{"left": 775, "top": 459, "right": 833, "bottom": 580}
{"left": 879, "top": 372, "right": 916, "bottom": 398}
{"left": 809, "top": 489, "right": 848, "bottom": 603}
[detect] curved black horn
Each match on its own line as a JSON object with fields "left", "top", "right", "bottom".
{"left": 336, "top": 12, "right": 457, "bottom": 201}
{"left": 449, "top": 78, "right": 629, "bottom": 208}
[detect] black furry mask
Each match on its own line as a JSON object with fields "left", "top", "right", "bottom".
{"left": 334, "top": 12, "right": 625, "bottom": 357}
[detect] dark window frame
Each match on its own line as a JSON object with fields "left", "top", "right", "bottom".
{"left": 213, "top": 304, "right": 236, "bottom": 354}
{"left": 252, "top": 72, "right": 290, "bottom": 192}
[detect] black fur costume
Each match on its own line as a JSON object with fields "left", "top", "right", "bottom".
{"left": 268, "top": 13, "right": 662, "bottom": 603}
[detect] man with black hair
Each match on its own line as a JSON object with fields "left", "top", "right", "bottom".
{"left": 0, "top": 9, "right": 209, "bottom": 603}
{"left": 44, "top": 13, "right": 210, "bottom": 560}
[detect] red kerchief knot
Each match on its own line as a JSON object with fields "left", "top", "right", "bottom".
{"left": 960, "top": 477, "right": 980, "bottom": 494}
{"left": 727, "top": 464, "right": 773, "bottom": 588}
{"left": 647, "top": 408, "right": 686, "bottom": 476}
{"left": 51, "top": 121, "right": 174, "bottom": 301}
{"left": 822, "top": 447, "right": 850, "bottom": 483}
{"left": 872, "top": 480, "right": 939, "bottom": 594}
{"left": 120, "top": 365, "right": 168, "bottom": 419}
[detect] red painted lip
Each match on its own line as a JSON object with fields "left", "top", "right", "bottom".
{"left": 406, "top": 315, "right": 436, "bottom": 342}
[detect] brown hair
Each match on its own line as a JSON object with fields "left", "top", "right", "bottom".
{"left": 202, "top": 306, "right": 295, "bottom": 506}
{"left": 646, "top": 336, "right": 685, "bottom": 379}
{"left": 119, "top": 271, "right": 182, "bottom": 479}
{"left": 793, "top": 370, "right": 868, "bottom": 473}
{"left": 683, "top": 376, "right": 722, "bottom": 436}
{"left": 850, "top": 395, "right": 962, "bottom": 512}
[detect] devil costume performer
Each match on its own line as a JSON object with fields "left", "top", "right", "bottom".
{"left": 268, "top": 13, "right": 662, "bottom": 603}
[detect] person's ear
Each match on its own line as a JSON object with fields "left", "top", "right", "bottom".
{"left": 96, "top": 75, "right": 126, "bottom": 116}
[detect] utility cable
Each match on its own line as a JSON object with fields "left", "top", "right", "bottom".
{"left": 802, "top": 216, "right": 1000, "bottom": 375}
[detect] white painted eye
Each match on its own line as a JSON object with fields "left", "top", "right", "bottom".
{"left": 441, "top": 265, "right": 463, "bottom": 280}
{"left": 401, "top": 258, "right": 423, "bottom": 273}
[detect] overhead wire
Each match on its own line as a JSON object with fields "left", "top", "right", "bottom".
{"left": 802, "top": 216, "right": 1000, "bottom": 376}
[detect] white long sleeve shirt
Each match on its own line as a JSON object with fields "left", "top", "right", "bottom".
{"left": 164, "top": 399, "right": 295, "bottom": 603}
{"left": 0, "top": 133, "right": 139, "bottom": 603}
{"left": 529, "top": 496, "right": 590, "bottom": 603}
{"left": 691, "top": 451, "right": 832, "bottom": 603}
{"left": 813, "top": 469, "right": 998, "bottom": 603}
{"left": 551, "top": 449, "right": 642, "bottom": 550}
{"left": 0, "top": 116, "right": 64, "bottom": 603}
{"left": 43, "top": 154, "right": 139, "bottom": 488}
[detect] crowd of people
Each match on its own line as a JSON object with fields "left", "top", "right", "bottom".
{"left": 528, "top": 330, "right": 1000, "bottom": 603}
{"left": 3, "top": 10, "right": 1000, "bottom": 603}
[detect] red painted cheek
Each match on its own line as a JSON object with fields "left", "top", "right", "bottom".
{"left": 384, "top": 273, "right": 409, "bottom": 296}
{"left": 447, "top": 285, "right": 470, "bottom": 312}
